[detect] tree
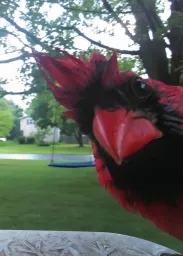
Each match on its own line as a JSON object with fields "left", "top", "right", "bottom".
{"left": 27, "top": 90, "right": 54, "bottom": 129}
{"left": 28, "top": 90, "right": 85, "bottom": 146}
{"left": 0, "top": 98, "right": 14, "bottom": 137}
{"left": 59, "top": 116, "right": 84, "bottom": 147}
{"left": 0, "top": 0, "right": 182, "bottom": 93}
{"left": 2, "top": 0, "right": 182, "bottom": 148}
{"left": 35, "top": 126, "right": 51, "bottom": 146}
{"left": 7, "top": 101, "right": 23, "bottom": 140}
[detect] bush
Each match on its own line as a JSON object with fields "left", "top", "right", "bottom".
{"left": 27, "top": 136, "right": 35, "bottom": 144}
{"left": 35, "top": 127, "right": 51, "bottom": 146}
{"left": 37, "top": 141, "right": 50, "bottom": 146}
{"left": 18, "top": 136, "right": 26, "bottom": 144}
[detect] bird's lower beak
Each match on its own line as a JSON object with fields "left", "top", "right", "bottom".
{"left": 93, "top": 108, "right": 162, "bottom": 165}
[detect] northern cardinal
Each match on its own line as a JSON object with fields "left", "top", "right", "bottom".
{"left": 33, "top": 50, "right": 183, "bottom": 248}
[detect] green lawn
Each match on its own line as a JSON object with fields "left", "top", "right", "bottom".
{"left": 0, "top": 160, "right": 181, "bottom": 252}
{"left": 0, "top": 141, "right": 92, "bottom": 155}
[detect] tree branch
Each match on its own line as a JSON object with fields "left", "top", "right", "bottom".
{"left": 60, "top": 4, "right": 132, "bottom": 15}
{"left": 1, "top": 14, "right": 139, "bottom": 56}
{"left": 101, "top": 0, "right": 135, "bottom": 41}
{"left": 1, "top": 49, "right": 22, "bottom": 55}
{"left": 133, "top": 1, "right": 168, "bottom": 48}
{"left": 0, "top": 53, "right": 31, "bottom": 64}
{"left": 1, "top": 15, "right": 47, "bottom": 49}
{"left": 136, "top": 0, "right": 164, "bottom": 32}
{"left": 61, "top": 5, "right": 107, "bottom": 14}
{"left": 0, "top": 89, "right": 33, "bottom": 98}
{"left": 59, "top": 25, "right": 139, "bottom": 55}
{"left": 0, "top": 28, "right": 30, "bottom": 48}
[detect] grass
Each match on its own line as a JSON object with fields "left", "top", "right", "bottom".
{"left": 0, "top": 141, "right": 92, "bottom": 155}
{"left": 0, "top": 160, "right": 181, "bottom": 252}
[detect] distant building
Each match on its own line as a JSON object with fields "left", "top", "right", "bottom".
{"left": 20, "top": 116, "right": 60, "bottom": 143}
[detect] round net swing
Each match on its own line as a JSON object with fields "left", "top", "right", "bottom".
{"left": 48, "top": 126, "right": 95, "bottom": 168}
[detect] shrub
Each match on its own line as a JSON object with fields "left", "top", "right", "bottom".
{"left": 27, "top": 136, "right": 35, "bottom": 144}
{"left": 37, "top": 141, "right": 50, "bottom": 146}
{"left": 18, "top": 136, "right": 26, "bottom": 144}
{"left": 35, "top": 127, "right": 51, "bottom": 146}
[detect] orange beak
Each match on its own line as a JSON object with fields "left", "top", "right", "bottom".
{"left": 93, "top": 108, "right": 162, "bottom": 165}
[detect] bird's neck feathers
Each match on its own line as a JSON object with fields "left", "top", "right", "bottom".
{"left": 94, "top": 135, "right": 183, "bottom": 206}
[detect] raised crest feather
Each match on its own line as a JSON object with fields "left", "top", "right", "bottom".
{"left": 33, "top": 50, "right": 123, "bottom": 111}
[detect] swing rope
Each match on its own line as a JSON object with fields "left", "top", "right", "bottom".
{"left": 48, "top": 106, "right": 95, "bottom": 168}
{"left": 50, "top": 106, "right": 58, "bottom": 164}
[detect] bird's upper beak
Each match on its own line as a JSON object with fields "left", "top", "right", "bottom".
{"left": 93, "top": 108, "right": 162, "bottom": 165}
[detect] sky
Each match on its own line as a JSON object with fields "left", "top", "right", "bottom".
{"left": 0, "top": 1, "right": 171, "bottom": 110}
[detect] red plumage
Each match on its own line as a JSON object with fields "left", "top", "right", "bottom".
{"left": 33, "top": 51, "right": 136, "bottom": 110}
{"left": 92, "top": 141, "right": 183, "bottom": 242}
{"left": 33, "top": 50, "right": 183, "bottom": 244}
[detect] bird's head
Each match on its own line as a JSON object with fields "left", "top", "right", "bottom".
{"left": 33, "top": 50, "right": 183, "bottom": 165}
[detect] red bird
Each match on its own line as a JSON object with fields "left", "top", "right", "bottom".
{"left": 33, "top": 50, "right": 183, "bottom": 248}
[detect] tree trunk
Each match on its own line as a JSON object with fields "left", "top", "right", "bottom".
{"left": 128, "top": 0, "right": 171, "bottom": 84}
{"left": 168, "top": 0, "right": 183, "bottom": 85}
{"left": 75, "top": 129, "right": 84, "bottom": 147}
{"left": 139, "top": 40, "right": 170, "bottom": 84}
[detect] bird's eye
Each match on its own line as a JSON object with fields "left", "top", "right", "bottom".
{"left": 130, "top": 78, "right": 152, "bottom": 99}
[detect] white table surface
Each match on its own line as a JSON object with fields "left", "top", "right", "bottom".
{"left": 0, "top": 230, "right": 178, "bottom": 255}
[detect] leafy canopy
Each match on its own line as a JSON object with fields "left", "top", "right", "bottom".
{"left": 0, "top": 98, "right": 14, "bottom": 137}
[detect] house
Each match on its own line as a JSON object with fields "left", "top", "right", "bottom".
{"left": 20, "top": 116, "right": 60, "bottom": 143}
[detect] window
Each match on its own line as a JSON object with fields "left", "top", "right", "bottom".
{"left": 27, "top": 118, "right": 34, "bottom": 125}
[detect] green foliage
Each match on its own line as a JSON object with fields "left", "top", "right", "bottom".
{"left": 0, "top": 0, "right": 143, "bottom": 98}
{"left": 18, "top": 136, "right": 26, "bottom": 144}
{"left": 1, "top": 0, "right": 182, "bottom": 101}
{"left": 26, "top": 136, "right": 35, "bottom": 144}
{"left": 7, "top": 101, "right": 23, "bottom": 140}
{"left": 0, "top": 29, "right": 9, "bottom": 37}
{"left": 29, "top": 90, "right": 53, "bottom": 129}
{"left": 18, "top": 136, "right": 35, "bottom": 144}
{"left": 174, "top": 62, "right": 183, "bottom": 84}
{"left": 180, "top": 73, "right": 183, "bottom": 84}
{"left": 59, "top": 117, "right": 77, "bottom": 136}
{"left": 168, "top": 11, "right": 183, "bottom": 29}
{"left": 35, "top": 127, "right": 51, "bottom": 146}
{"left": 0, "top": 79, "right": 8, "bottom": 87}
{"left": 0, "top": 98, "right": 14, "bottom": 137}
{"left": 29, "top": 90, "right": 78, "bottom": 136}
